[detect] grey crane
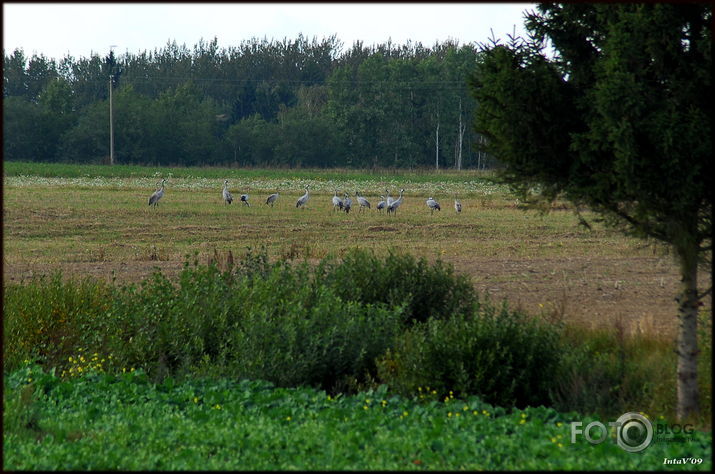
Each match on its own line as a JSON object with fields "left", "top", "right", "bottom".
{"left": 332, "top": 189, "right": 344, "bottom": 211}
{"left": 148, "top": 178, "right": 166, "bottom": 207}
{"left": 376, "top": 195, "right": 387, "bottom": 212}
{"left": 343, "top": 192, "right": 352, "bottom": 213}
{"left": 385, "top": 189, "right": 394, "bottom": 208}
{"left": 355, "top": 191, "right": 371, "bottom": 212}
{"left": 240, "top": 188, "right": 250, "bottom": 207}
{"left": 296, "top": 185, "right": 310, "bottom": 208}
{"left": 222, "top": 180, "right": 233, "bottom": 205}
{"left": 454, "top": 195, "right": 462, "bottom": 213}
{"left": 265, "top": 192, "right": 279, "bottom": 207}
{"left": 426, "top": 196, "right": 441, "bottom": 214}
{"left": 387, "top": 188, "right": 404, "bottom": 215}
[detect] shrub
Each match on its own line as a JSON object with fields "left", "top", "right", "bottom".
{"left": 316, "top": 248, "right": 478, "bottom": 325}
{"left": 377, "top": 302, "right": 564, "bottom": 408}
{"left": 102, "top": 259, "right": 403, "bottom": 391}
{"left": 3, "top": 273, "right": 114, "bottom": 372}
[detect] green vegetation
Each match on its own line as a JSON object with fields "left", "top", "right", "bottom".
{"left": 4, "top": 38, "right": 494, "bottom": 169}
{"left": 3, "top": 160, "right": 496, "bottom": 183}
{"left": 378, "top": 309, "right": 563, "bottom": 408}
{"left": 471, "top": 2, "right": 711, "bottom": 421}
{"left": 4, "top": 365, "right": 711, "bottom": 471}
{"left": 4, "top": 250, "right": 712, "bottom": 422}
{"left": 4, "top": 162, "right": 711, "bottom": 468}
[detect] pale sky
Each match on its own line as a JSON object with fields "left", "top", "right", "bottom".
{"left": 3, "top": 2, "right": 536, "bottom": 61}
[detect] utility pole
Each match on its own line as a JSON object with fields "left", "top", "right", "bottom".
{"left": 108, "top": 45, "right": 117, "bottom": 165}
{"left": 109, "top": 74, "right": 114, "bottom": 165}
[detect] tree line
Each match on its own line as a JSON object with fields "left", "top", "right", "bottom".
{"left": 3, "top": 35, "right": 496, "bottom": 169}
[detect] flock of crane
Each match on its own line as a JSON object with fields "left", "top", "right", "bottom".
{"left": 148, "top": 179, "right": 463, "bottom": 214}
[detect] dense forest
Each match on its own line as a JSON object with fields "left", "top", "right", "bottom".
{"left": 3, "top": 35, "right": 496, "bottom": 169}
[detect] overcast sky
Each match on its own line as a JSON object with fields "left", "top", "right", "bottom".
{"left": 3, "top": 2, "right": 536, "bottom": 61}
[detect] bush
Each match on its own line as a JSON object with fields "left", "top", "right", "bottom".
{"left": 3, "top": 273, "right": 114, "bottom": 371}
{"left": 316, "top": 248, "right": 478, "bottom": 325}
{"left": 377, "top": 302, "right": 564, "bottom": 408}
{"left": 108, "top": 260, "right": 403, "bottom": 391}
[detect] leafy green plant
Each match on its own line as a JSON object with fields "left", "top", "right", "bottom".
{"left": 3, "top": 365, "right": 711, "bottom": 471}
{"left": 317, "top": 248, "right": 478, "bottom": 324}
{"left": 3, "top": 273, "right": 114, "bottom": 371}
{"left": 377, "top": 303, "right": 563, "bottom": 408}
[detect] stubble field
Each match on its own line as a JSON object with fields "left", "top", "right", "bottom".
{"left": 3, "top": 162, "right": 710, "bottom": 338}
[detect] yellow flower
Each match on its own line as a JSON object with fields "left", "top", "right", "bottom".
{"left": 193, "top": 397, "right": 199, "bottom": 403}
{"left": 556, "top": 422, "right": 563, "bottom": 427}
{"left": 473, "top": 410, "right": 479, "bottom": 416}
{"left": 463, "top": 405, "right": 469, "bottom": 411}
{"left": 402, "top": 411, "right": 408, "bottom": 417}
{"left": 448, "top": 412, "right": 452, "bottom": 417}
{"left": 381, "top": 400, "right": 388, "bottom": 407}
{"left": 286, "top": 416, "right": 292, "bottom": 421}
{"left": 363, "top": 405, "right": 369, "bottom": 410}
{"left": 557, "top": 443, "right": 564, "bottom": 448}
{"left": 520, "top": 419, "right": 526, "bottom": 424}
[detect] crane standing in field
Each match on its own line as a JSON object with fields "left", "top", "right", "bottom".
{"left": 385, "top": 189, "right": 394, "bottom": 208}
{"left": 240, "top": 188, "right": 250, "bottom": 207}
{"left": 454, "top": 195, "right": 462, "bottom": 213}
{"left": 332, "top": 190, "right": 344, "bottom": 212}
{"left": 376, "top": 195, "right": 387, "bottom": 212}
{"left": 355, "top": 191, "right": 370, "bottom": 212}
{"left": 148, "top": 178, "right": 166, "bottom": 207}
{"left": 426, "top": 196, "right": 441, "bottom": 214}
{"left": 222, "top": 180, "right": 234, "bottom": 205}
{"left": 265, "top": 192, "right": 279, "bottom": 207}
{"left": 387, "top": 189, "right": 404, "bottom": 215}
{"left": 343, "top": 192, "right": 352, "bottom": 213}
{"left": 296, "top": 185, "right": 310, "bottom": 208}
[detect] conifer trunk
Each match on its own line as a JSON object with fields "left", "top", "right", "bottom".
{"left": 676, "top": 244, "right": 700, "bottom": 421}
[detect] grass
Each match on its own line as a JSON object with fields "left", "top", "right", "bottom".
{"left": 4, "top": 366, "right": 711, "bottom": 471}
{"left": 3, "top": 166, "right": 648, "bottom": 269}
